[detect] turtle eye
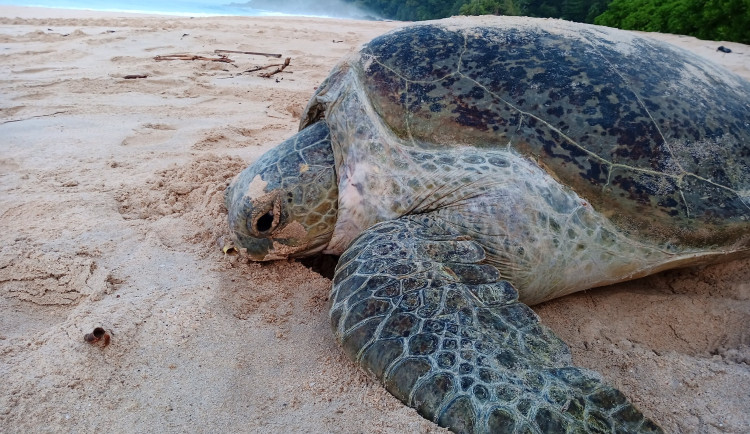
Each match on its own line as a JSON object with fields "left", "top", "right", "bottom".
{"left": 256, "top": 210, "right": 274, "bottom": 233}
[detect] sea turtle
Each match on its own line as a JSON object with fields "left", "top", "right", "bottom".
{"left": 225, "top": 16, "right": 750, "bottom": 433}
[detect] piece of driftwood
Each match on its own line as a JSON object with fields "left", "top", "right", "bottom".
{"left": 123, "top": 74, "right": 148, "bottom": 79}
{"left": 154, "top": 54, "right": 234, "bottom": 63}
{"left": 242, "top": 57, "right": 291, "bottom": 74}
{"left": 259, "top": 57, "right": 291, "bottom": 78}
{"left": 242, "top": 64, "right": 278, "bottom": 73}
{"left": 215, "top": 49, "right": 282, "bottom": 58}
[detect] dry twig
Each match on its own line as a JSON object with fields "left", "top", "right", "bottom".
{"left": 214, "top": 49, "right": 282, "bottom": 58}
{"left": 259, "top": 57, "right": 291, "bottom": 78}
{"left": 154, "top": 54, "right": 234, "bottom": 63}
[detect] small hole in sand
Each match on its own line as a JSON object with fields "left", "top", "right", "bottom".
{"left": 92, "top": 327, "right": 106, "bottom": 338}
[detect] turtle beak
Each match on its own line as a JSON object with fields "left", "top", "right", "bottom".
{"left": 231, "top": 231, "right": 275, "bottom": 261}
{"left": 225, "top": 121, "right": 336, "bottom": 261}
{"left": 225, "top": 194, "right": 277, "bottom": 261}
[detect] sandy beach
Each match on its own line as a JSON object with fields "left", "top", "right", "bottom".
{"left": 1, "top": 5, "right": 748, "bottom": 433}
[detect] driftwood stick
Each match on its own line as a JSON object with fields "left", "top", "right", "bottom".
{"left": 154, "top": 54, "right": 234, "bottom": 63}
{"left": 259, "top": 57, "right": 291, "bottom": 78}
{"left": 214, "top": 49, "right": 282, "bottom": 58}
{"left": 243, "top": 62, "right": 284, "bottom": 73}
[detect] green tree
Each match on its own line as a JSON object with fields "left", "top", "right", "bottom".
{"left": 584, "top": 2, "right": 607, "bottom": 22}
{"left": 595, "top": 0, "right": 750, "bottom": 44}
{"left": 699, "top": 0, "right": 750, "bottom": 42}
{"left": 345, "top": 0, "right": 749, "bottom": 43}
{"left": 460, "top": 0, "right": 524, "bottom": 15}
{"left": 562, "top": 0, "right": 589, "bottom": 21}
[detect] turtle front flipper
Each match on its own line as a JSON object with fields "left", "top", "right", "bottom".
{"left": 329, "top": 215, "right": 662, "bottom": 434}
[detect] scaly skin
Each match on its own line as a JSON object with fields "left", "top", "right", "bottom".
{"left": 330, "top": 216, "right": 663, "bottom": 433}
{"left": 226, "top": 17, "right": 750, "bottom": 434}
{"left": 225, "top": 122, "right": 338, "bottom": 260}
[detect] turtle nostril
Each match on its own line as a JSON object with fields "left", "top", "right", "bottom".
{"left": 256, "top": 210, "right": 274, "bottom": 233}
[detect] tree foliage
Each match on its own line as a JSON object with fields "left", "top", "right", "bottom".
{"left": 348, "top": 0, "right": 750, "bottom": 44}
{"left": 353, "top": 0, "right": 614, "bottom": 23}
{"left": 460, "top": 0, "right": 523, "bottom": 16}
{"left": 595, "top": 0, "right": 750, "bottom": 44}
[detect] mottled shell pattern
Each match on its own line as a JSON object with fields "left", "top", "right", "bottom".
{"left": 304, "top": 16, "right": 750, "bottom": 251}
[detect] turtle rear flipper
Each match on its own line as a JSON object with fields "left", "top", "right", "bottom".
{"left": 330, "top": 215, "right": 662, "bottom": 433}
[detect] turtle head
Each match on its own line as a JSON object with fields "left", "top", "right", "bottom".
{"left": 225, "top": 121, "right": 338, "bottom": 261}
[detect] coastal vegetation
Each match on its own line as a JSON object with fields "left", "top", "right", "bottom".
{"left": 347, "top": 0, "right": 750, "bottom": 43}
{"left": 595, "top": 0, "right": 749, "bottom": 44}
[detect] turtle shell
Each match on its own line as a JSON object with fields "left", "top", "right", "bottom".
{"left": 347, "top": 18, "right": 750, "bottom": 248}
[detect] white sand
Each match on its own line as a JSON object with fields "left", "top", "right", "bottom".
{"left": 0, "top": 6, "right": 748, "bottom": 433}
